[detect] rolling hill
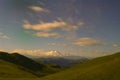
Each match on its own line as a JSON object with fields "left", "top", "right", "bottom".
{"left": 0, "top": 59, "right": 36, "bottom": 78}
{"left": 0, "top": 52, "right": 120, "bottom": 80}
{"left": 0, "top": 51, "right": 61, "bottom": 78}
{"left": 39, "top": 52, "right": 120, "bottom": 80}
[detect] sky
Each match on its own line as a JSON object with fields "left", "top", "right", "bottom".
{"left": 0, "top": 0, "right": 120, "bottom": 58}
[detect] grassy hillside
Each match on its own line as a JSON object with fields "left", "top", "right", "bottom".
{"left": 0, "top": 52, "right": 120, "bottom": 80}
{"left": 38, "top": 52, "right": 120, "bottom": 80}
{"left": 0, "top": 52, "right": 61, "bottom": 77}
{"left": 0, "top": 59, "right": 37, "bottom": 78}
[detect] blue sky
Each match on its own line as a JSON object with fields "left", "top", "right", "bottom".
{"left": 0, "top": 0, "right": 120, "bottom": 58}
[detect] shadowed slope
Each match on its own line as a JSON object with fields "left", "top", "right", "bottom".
{"left": 0, "top": 52, "right": 60, "bottom": 77}
{"left": 0, "top": 59, "right": 37, "bottom": 78}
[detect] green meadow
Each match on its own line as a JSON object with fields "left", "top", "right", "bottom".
{"left": 0, "top": 52, "right": 120, "bottom": 80}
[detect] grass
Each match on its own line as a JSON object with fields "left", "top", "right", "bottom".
{"left": 0, "top": 52, "right": 61, "bottom": 77}
{"left": 0, "top": 60, "right": 37, "bottom": 78}
{"left": 39, "top": 52, "right": 120, "bottom": 80}
{"left": 0, "top": 52, "right": 120, "bottom": 80}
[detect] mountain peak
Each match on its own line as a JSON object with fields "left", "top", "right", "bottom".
{"left": 46, "top": 50, "right": 63, "bottom": 57}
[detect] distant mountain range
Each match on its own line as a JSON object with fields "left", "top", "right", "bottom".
{"left": 33, "top": 57, "right": 88, "bottom": 68}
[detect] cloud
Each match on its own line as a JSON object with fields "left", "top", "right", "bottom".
{"left": 0, "top": 32, "right": 10, "bottom": 39}
{"left": 48, "top": 43, "right": 67, "bottom": 46}
{"left": 78, "top": 49, "right": 109, "bottom": 58}
{"left": 12, "top": 49, "right": 65, "bottom": 57}
{"left": 0, "top": 49, "right": 4, "bottom": 52}
{"left": 74, "top": 37, "right": 102, "bottom": 46}
{"left": 29, "top": 6, "right": 49, "bottom": 12}
{"left": 35, "top": 32, "right": 60, "bottom": 38}
{"left": 23, "top": 20, "right": 83, "bottom": 38}
{"left": 113, "top": 44, "right": 120, "bottom": 48}
{"left": 23, "top": 20, "right": 77, "bottom": 32}
{"left": 77, "top": 22, "right": 85, "bottom": 26}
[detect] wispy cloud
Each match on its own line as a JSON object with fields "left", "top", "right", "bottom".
{"left": 23, "top": 20, "right": 78, "bottom": 32}
{"left": 48, "top": 43, "right": 67, "bottom": 46}
{"left": 78, "top": 49, "right": 109, "bottom": 58}
{"left": 35, "top": 32, "right": 60, "bottom": 38}
{"left": 113, "top": 44, "right": 120, "bottom": 48}
{"left": 77, "top": 22, "right": 85, "bottom": 26}
{"left": 0, "top": 49, "right": 4, "bottom": 52}
{"left": 0, "top": 32, "right": 10, "bottom": 39}
{"left": 23, "top": 19, "right": 84, "bottom": 38}
{"left": 74, "top": 37, "right": 103, "bottom": 46}
{"left": 29, "top": 6, "right": 49, "bottom": 12}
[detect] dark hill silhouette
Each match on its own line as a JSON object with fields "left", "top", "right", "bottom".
{"left": 0, "top": 51, "right": 60, "bottom": 77}
{"left": 0, "top": 59, "right": 37, "bottom": 78}
{"left": 0, "top": 52, "right": 45, "bottom": 71}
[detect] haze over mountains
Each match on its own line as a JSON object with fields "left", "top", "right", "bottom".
{"left": 12, "top": 49, "right": 88, "bottom": 60}
{"left": 12, "top": 50, "right": 74, "bottom": 58}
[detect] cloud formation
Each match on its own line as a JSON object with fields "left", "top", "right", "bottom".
{"left": 0, "top": 49, "right": 4, "bottom": 52}
{"left": 12, "top": 49, "right": 65, "bottom": 57}
{"left": 23, "top": 20, "right": 78, "bottom": 32}
{"left": 35, "top": 32, "right": 60, "bottom": 38}
{"left": 78, "top": 49, "right": 109, "bottom": 58}
{"left": 23, "top": 20, "right": 83, "bottom": 38}
{"left": 0, "top": 32, "right": 10, "bottom": 39}
{"left": 48, "top": 43, "right": 67, "bottom": 46}
{"left": 113, "top": 44, "right": 120, "bottom": 48}
{"left": 29, "top": 6, "right": 49, "bottom": 12}
{"left": 74, "top": 37, "right": 102, "bottom": 46}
